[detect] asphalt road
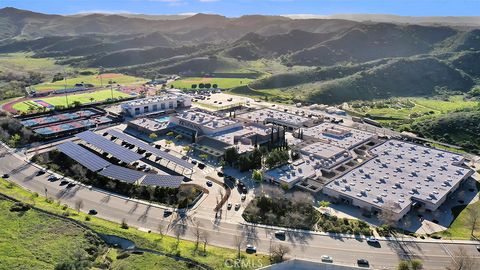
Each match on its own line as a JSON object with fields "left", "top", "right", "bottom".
{"left": 1, "top": 144, "right": 480, "bottom": 269}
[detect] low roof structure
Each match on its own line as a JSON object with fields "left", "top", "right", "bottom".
{"left": 303, "top": 123, "right": 375, "bottom": 149}
{"left": 324, "top": 140, "right": 473, "bottom": 215}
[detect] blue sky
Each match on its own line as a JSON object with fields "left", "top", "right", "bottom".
{"left": 1, "top": 0, "right": 479, "bottom": 16}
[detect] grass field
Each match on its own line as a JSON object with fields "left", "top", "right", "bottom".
{"left": 0, "top": 199, "right": 102, "bottom": 269}
{"left": 438, "top": 199, "right": 480, "bottom": 239}
{"left": 33, "top": 73, "right": 147, "bottom": 91}
{"left": 169, "top": 77, "right": 254, "bottom": 89}
{"left": 351, "top": 96, "right": 479, "bottom": 123}
{"left": 12, "top": 89, "right": 131, "bottom": 112}
{"left": 0, "top": 178, "right": 270, "bottom": 269}
{"left": 0, "top": 53, "right": 64, "bottom": 75}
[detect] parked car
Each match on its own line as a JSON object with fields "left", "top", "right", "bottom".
{"left": 88, "top": 209, "right": 98, "bottom": 215}
{"left": 206, "top": 180, "right": 213, "bottom": 187}
{"left": 227, "top": 202, "right": 232, "bottom": 210}
{"left": 357, "top": 259, "right": 370, "bottom": 267}
{"left": 163, "top": 210, "right": 173, "bottom": 217}
{"left": 246, "top": 244, "right": 257, "bottom": 253}
{"left": 241, "top": 194, "right": 246, "bottom": 201}
{"left": 366, "top": 237, "right": 379, "bottom": 244}
{"left": 47, "top": 175, "right": 58, "bottom": 181}
{"left": 1, "top": 173, "right": 9, "bottom": 179}
{"left": 36, "top": 169, "right": 46, "bottom": 176}
{"left": 321, "top": 255, "right": 333, "bottom": 263}
{"left": 274, "top": 230, "right": 286, "bottom": 239}
{"left": 235, "top": 203, "right": 241, "bottom": 210}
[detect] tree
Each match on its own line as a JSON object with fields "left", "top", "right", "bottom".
{"left": 166, "top": 131, "right": 174, "bottom": 137}
{"left": 212, "top": 84, "right": 218, "bottom": 89}
{"left": 270, "top": 244, "right": 290, "bottom": 263}
{"left": 199, "top": 153, "right": 209, "bottom": 161}
{"left": 158, "top": 223, "right": 165, "bottom": 239}
{"left": 250, "top": 147, "right": 262, "bottom": 169}
{"left": 466, "top": 206, "right": 480, "bottom": 236}
{"left": 149, "top": 133, "right": 158, "bottom": 140}
{"left": 446, "top": 247, "right": 477, "bottom": 270}
{"left": 252, "top": 169, "right": 263, "bottom": 182}
{"left": 233, "top": 235, "right": 243, "bottom": 260}
{"left": 200, "top": 231, "right": 210, "bottom": 253}
{"left": 410, "top": 259, "right": 423, "bottom": 270}
{"left": 165, "top": 140, "right": 173, "bottom": 147}
{"left": 193, "top": 222, "right": 202, "bottom": 252}
{"left": 8, "top": 134, "right": 21, "bottom": 147}
{"left": 72, "top": 101, "right": 81, "bottom": 107}
{"left": 191, "top": 84, "right": 197, "bottom": 89}
{"left": 199, "top": 83, "right": 205, "bottom": 89}
{"left": 182, "top": 146, "right": 191, "bottom": 153}
{"left": 175, "top": 134, "right": 183, "bottom": 141}
{"left": 397, "top": 260, "right": 410, "bottom": 270}
{"left": 224, "top": 147, "right": 239, "bottom": 166}
{"left": 74, "top": 199, "right": 84, "bottom": 214}
{"left": 205, "top": 83, "right": 211, "bottom": 89}
{"left": 378, "top": 201, "right": 399, "bottom": 227}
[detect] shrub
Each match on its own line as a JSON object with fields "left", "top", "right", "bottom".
{"left": 9, "top": 202, "right": 31, "bottom": 212}
{"left": 121, "top": 219, "right": 129, "bottom": 229}
{"left": 116, "top": 252, "right": 130, "bottom": 260}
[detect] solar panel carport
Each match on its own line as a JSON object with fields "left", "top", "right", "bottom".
{"left": 140, "top": 174, "right": 184, "bottom": 188}
{"left": 57, "top": 141, "right": 111, "bottom": 171}
{"left": 98, "top": 165, "right": 145, "bottom": 184}
{"left": 76, "top": 131, "right": 143, "bottom": 164}
{"left": 106, "top": 129, "right": 194, "bottom": 171}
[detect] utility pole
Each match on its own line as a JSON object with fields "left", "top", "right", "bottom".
{"left": 63, "top": 70, "right": 69, "bottom": 108}
{"left": 99, "top": 66, "right": 104, "bottom": 88}
{"left": 110, "top": 84, "right": 114, "bottom": 99}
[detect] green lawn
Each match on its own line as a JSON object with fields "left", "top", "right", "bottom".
{"left": 33, "top": 73, "right": 147, "bottom": 91}
{"left": 105, "top": 249, "right": 202, "bottom": 270}
{"left": 12, "top": 89, "right": 131, "bottom": 112}
{"left": 0, "top": 199, "right": 103, "bottom": 269}
{"left": 169, "top": 77, "right": 254, "bottom": 89}
{"left": 351, "top": 95, "right": 479, "bottom": 122}
{"left": 0, "top": 178, "right": 270, "bottom": 270}
{"left": 438, "top": 200, "right": 480, "bottom": 239}
{"left": 0, "top": 53, "right": 63, "bottom": 75}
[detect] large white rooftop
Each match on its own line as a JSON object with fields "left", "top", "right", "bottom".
{"left": 303, "top": 123, "right": 374, "bottom": 149}
{"left": 239, "top": 108, "right": 313, "bottom": 127}
{"left": 175, "top": 110, "right": 238, "bottom": 129}
{"left": 123, "top": 95, "right": 180, "bottom": 107}
{"left": 211, "top": 125, "right": 274, "bottom": 153}
{"left": 300, "top": 142, "right": 351, "bottom": 169}
{"left": 265, "top": 159, "right": 319, "bottom": 184}
{"left": 324, "top": 140, "right": 473, "bottom": 213}
{"left": 129, "top": 118, "right": 169, "bottom": 132}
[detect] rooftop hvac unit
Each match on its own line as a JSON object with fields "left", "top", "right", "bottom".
{"left": 456, "top": 169, "right": 464, "bottom": 175}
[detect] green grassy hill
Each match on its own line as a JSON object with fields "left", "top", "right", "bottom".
{"left": 238, "top": 57, "right": 475, "bottom": 104}
{"left": 411, "top": 108, "right": 480, "bottom": 154}
{"left": 0, "top": 199, "right": 105, "bottom": 269}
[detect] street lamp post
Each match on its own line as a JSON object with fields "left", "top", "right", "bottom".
{"left": 63, "top": 70, "right": 69, "bottom": 108}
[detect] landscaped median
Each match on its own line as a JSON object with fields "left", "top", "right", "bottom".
{"left": 0, "top": 178, "right": 271, "bottom": 270}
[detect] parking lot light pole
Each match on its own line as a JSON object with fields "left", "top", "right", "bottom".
{"left": 63, "top": 70, "right": 69, "bottom": 107}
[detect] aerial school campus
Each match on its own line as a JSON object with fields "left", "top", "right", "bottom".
{"left": 1, "top": 69, "right": 479, "bottom": 269}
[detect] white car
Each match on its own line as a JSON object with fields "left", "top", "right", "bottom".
{"left": 246, "top": 244, "right": 257, "bottom": 253}
{"left": 241, "top": 194, "right": 246, "bottom": 201}
{"left": 234, "top": 203, "right": 241, "bottom": 210}
{"left": 321, "top": 255, "right": 333, "bottom": 263}
{"left": 366, "top": 237, "right": 379, "bottom": 244}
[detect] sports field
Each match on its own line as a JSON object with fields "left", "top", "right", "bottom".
{"left": 12, "top": 89, "right": 130, "bottom": 112}
{"left": 33, "top": 73, "right": 147, "bottom": 91}
{"left": 169, "top": 77, "right": 254, "bottom": 89}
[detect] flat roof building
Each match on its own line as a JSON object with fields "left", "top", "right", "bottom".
{"left": 302, "top": 123, "right": 375, "bottom": 150}
{"left": 238, "top": 108, "right": 319, "bottom": 130}
{"left": 170, "top": 110, "right": 241, "bottom": 136}
{"left": 264, "top": 159, "right": 320, "bottom": 189}
{"left": 121, "top": 94, "right": 191, "bottom": 117}
{"left": 323, "top": 140, "right": 474, "bottom": 221}
{"left": 299, "top": 142, "right": 352, "bottom": 169}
